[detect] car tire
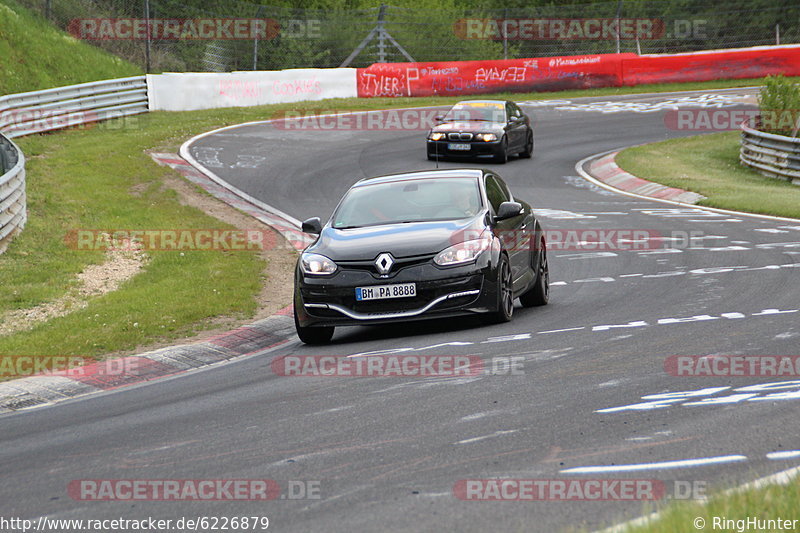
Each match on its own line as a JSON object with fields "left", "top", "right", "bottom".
{"left": 294, "top": 311, "right": 335, "bottom": 344}
{"left": 494, "top": 137, "right": 508, "bottom": 164}
{"left": 485, "top": 254, "right": 514, "bottom": 323}
{"left": 520, "top": 237, "right": 549, "bottom": 307}
{"left": 519, "top": 131, "right": 533, "bottom": 159}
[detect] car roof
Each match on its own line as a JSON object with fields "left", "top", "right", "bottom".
{"left": 353, "top": 169, "right": 485, "bottom": 188}
{"left": 453, "top": 99, "right": 508, "bottom": 105}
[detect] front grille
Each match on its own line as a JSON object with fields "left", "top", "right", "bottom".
{"left": 337, "top": 254, "right": 435, "bottom": 277}
{"left": 302, "top": 275, "right": 483, "bottom": 317}
{"left": 448, "top": 132, "right": 473, "bottom": 141}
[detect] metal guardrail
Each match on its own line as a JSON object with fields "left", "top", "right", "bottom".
{"left": 0, "top": 133, "right": 26, "bottom": 254}
{"left": 740, "top": 122, "right": 800, "bottom": 185}
{"left": 0, "top": 76, "right": 148, "bottom": 254}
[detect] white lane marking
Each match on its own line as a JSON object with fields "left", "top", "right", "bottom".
{"left": 599, "top": 381, "right": 800, "bottom": 413}
{"left": 556, "top": 252, "right": 618, "bottom": 259}
{"left": 533, "top": 208, "right": 597, "bottom": 219}
{"left": 483, "top": 333, "right": 532, "bottom": 343}
{"left": 455, "top": 430, "right": 517, "bottom": 445}
{"left": 756, "top": 241, "right": 800, "bottom": 249}
{"left": 767, "top": 451, "right": 800, "bottom": 460}
{"left": 619, "top": 273, "right": 643, "bottom": 277}
{"left": 561, "top": 455, "right": 748, "bottom": 474}
{"left": 460, "top": 411, "right": 503, "bottom": 422}
{"left": 344, "top": 308, "right": 799, "bottom": 358}
{"left": 537, "top": 327, "right": 585, "bottom": 334}
{"left": 592, "top": 320, "right": 648, "bottom": 332}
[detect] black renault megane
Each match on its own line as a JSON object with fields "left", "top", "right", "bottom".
{"left": 293, "top": 169, "right": 549, "bottom": 344}
{"left": 426, "top": 100, "right": 533, "bottom": 163}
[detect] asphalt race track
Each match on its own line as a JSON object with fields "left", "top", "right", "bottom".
{"left": 2, "top": 88, "right": 800, "bottom": 532}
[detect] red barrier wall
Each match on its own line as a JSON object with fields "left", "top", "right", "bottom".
{"left": 357, "top": 54, "right": 636, "bottom": 98}
{"left": 621, "top": 46, "right": 800, "bottom": 86}
{"left": 356, "top": 45, "right": 800, "bottom": 98}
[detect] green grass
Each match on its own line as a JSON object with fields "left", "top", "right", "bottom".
{"left": 609, "top": 473, "right": 800, "bottom": 533}
{"left": 0, "top": 0, "right": 140, "bottom": 94}
{"left": 616, "top": 131, "right": 800, "bottom": 219}
{"left": 1, "top": 77, "right": 798, "bottom": 364}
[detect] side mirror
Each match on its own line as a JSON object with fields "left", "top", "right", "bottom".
{"left": 434, "top": 115, "right": 444, "bottom": 122}
{"left": 494, "top": 201, "right": 523, "bottom": 222}
{"left": 301, "top": 217, "right": 323, "bottom": 234}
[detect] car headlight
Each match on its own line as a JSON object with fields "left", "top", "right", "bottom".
{"left": 434, "top": 234, "right": 492, "bottom": 267}
{"left": 429, "top": 132, "right": 446, "bottom": 141}
{"left": 300, "top": 253, "right": 337, "bottom": 275}
{"left": 475, "top": 133, "right": 497, "bottom": 142}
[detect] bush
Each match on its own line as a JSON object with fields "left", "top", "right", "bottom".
{"left": 758, "top": 75, "right": 800, "bottom": 137}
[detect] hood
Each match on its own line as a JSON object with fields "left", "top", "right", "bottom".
{"left": 309, "top": 216, "right": 487, "bottom": 261}
{"left": 431, "top": 121, "right": 505, "bottom": 134}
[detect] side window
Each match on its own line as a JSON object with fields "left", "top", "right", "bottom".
{"left": 508, "top": 102, "right": 522, "bottom": 119}
{"left": 496, "top": 175, "right": 513, "bottom": 201}
{"left": 485, "top": 175, "right": 510, "bottom": 213}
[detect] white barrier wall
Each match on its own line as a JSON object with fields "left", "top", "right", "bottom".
{"left": 147, "top": 69, "right": 358, "bottom": 111}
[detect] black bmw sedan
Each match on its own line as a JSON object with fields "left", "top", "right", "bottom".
{"left": 293, "top": 169, "right": 549, "bottom": 344}
{"left": 426, "top": 100, "right": 533, "bottom": 163}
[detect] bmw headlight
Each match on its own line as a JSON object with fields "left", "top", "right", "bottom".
{"left": 301, "top": 253, "right": 337, "bottom": 275}
{"left": 475, "top": 133, "right": 497, "bottom": 142}
{"left": 429, "top": 132, "right": 446, "bottom": 141}
{"left": 434, "top": 234, "right": 492, "bottom": 267}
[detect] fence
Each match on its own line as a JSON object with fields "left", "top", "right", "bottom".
{"left": 19, "top": 0, "right": 800, "bottom": 73}
{"left": 0, "top": 76, "right": 149, "bottom": 254}
{"left": 740, "top": 123, "right": 800, "bottom": 185}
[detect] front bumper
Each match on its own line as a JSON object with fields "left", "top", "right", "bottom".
{"left": 295, "top": 258, "right": 498, "bottom": 328}
{"left": 427, "top": 139, "right": 502, "bottom": 159}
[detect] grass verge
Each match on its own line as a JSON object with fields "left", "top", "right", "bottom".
{"left": 0, "top": 0, "right": 141, "bottom": 94}
{"left": 0, "top": 77, "right": 796, "bottom": 373}
{"left": 607, "top": 470, "right": 800, "bottom": 533}
{"left": 616, "top": 131, "right": 800, "bottom": 219}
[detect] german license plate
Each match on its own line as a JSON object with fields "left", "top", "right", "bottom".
{"left": 448, "top": 143, "right": 470, "bottom": 151}
{"left": 356, "top": 283, "right": 417, "bottom": 301}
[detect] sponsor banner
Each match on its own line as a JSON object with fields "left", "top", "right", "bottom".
{"left": 356, "top": 54, "right": 635, "bottom": 98}
{"left": 665, "top": 355, "right": 800, "bottom": 377}
{"left": 621, "top": 45, "right": 800, "bottom": 86}
{"left": 357, "top": 45, "right": 800, "bottom": 99}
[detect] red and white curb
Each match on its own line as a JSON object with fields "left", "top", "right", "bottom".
{"left": 0, "top": 151, "right": 315, "bottom": 413}
{"left": 588, "top": 152, "right": 706, "bottom": 204}
{"left": 0, "top": 311, "right": 296, "bottom": 413}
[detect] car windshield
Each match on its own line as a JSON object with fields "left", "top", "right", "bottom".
{"left": 442, "top": 102, "right": 505, "bottom": 123}
{"left": 332, "top": 177, "right": 482, "bottom": 229}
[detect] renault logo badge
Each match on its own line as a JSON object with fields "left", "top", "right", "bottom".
{"left": 375, "top": 253, "right": 394, "bottom": 275}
